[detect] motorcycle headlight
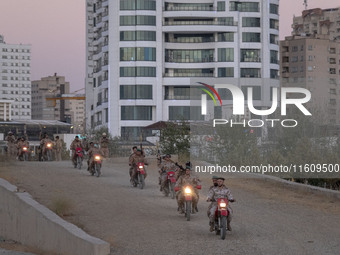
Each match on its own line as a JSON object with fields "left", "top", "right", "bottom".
{"left": 184, "top": 187, "right": 192, "bottom": 194}
{"left": 23, "top": 147, "right": 27, "bottom": 151}
{"left": 47, "top": 143, "right": 52, "bottom": 148}
{"left": 139, "top": 165, "right": 143, "bottom": 169}
{"left": 219, "top": 202, "right": 227, "bottom": 208}
{"left": 94, "top": 155, "right": 101, "bottom": 160}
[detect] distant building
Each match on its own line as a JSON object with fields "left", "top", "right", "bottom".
{"left": 281, "top": 7, "right": 340, "bottom": 125}
{"left": 31, "top": 74, "right": 71, "bottom": 122}
{"left": 0, "top": 99, "right": 13, "bottom": 121}
{"left": 68, "top": 94, "right": 85, "bottom": 134}
{"left": 0, "top": 35, "right": 32, "bottom": 120}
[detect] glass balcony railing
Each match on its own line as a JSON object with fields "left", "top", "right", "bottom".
{"left": 163, "top": 20, "right": 237, "bottom": 26}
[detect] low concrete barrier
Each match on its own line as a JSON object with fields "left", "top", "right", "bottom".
{"left": 0, "top": 178, "right": 110, "bottom": 255}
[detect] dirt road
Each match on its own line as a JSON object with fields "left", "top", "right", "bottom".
{"left": 0, "top": 158, "right": 339, "bottom": 255}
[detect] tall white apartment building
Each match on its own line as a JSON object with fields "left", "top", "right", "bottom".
{"left": 0, "top": 35, "right": 32, "bottom": 120}
{"left": 85, "top": 0, "right": 280, "bottom": 140}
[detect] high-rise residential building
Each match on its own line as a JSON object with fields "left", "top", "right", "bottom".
{"left": 68, "top": 95, "right": 86, "bottom": 134}
{"left": 31, "top": 74, "right": 71, "bottom": 121}
{"left": 292, "top": 8, "right": 340, "bottom": 41}
{"left": 281, "top": 7, "right": 340, "bottom": 125}
{"left": 86, "top": 0, "right": 280, "bottom": 140}
{"left": 0, "top": 35, "right": 32, "bottom": 120}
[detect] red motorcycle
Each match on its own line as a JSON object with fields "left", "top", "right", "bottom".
{"left": 164, "top": 171, "right": 176, "bottom": 199}
{"left": 75, "top": 147, "right": 83, "bottom": 169}
{"left": 213, "top": 198, "right": 230, "bottom": 240}
{"left": 132, "top": 162, "right": 146, "bottom": 189}
{"left": 176, "top": 184, "right": 201, "bottom": 221}
{"left": 90, "top": 154, "right": 102, "bottom": 177}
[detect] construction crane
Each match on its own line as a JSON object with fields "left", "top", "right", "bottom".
{"left": 303, "top": 0, "right": 308, "bottom": 10}
{"left": 46, "top": 87, "right": 85, "bottom": 107}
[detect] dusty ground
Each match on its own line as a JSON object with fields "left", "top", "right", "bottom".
{"left": 0, "top": 158, "right": 340, "bottom": 255}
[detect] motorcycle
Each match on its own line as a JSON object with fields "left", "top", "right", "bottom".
{"left": 213, "top": 198, "right": 230, "bottom": 240}
{"left": 19, "top": 146, "right": 29, "bottom": 161}
{"left": 90, "top": 154, "right": 102, "bottom": 177}
{"left": 163, "top": 171, "right": 176, "bottom": 199}
{"left": 74, "top": 147, "right": 83, "bottom": 169}
{"left": 176, "top": 184, "right": 201, "bottom": 221}
{"left": 45, "top": 142, "right": 53, "bottom": 161}
{"left": 132, "top": 162, "right": 146, "bottom": 189}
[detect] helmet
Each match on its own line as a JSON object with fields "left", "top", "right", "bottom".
{"left": 8, "top": 131, "right": 13, "bottom": 135}
{"left": 102, "top": 132, "right": 106, "bottom": 136}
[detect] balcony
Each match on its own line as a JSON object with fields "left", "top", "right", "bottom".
{"left": 163, "top": 20, "right": 237, "bottom": 26}
{"left": 164, "top": 6, "right": 215, "bottom": 12}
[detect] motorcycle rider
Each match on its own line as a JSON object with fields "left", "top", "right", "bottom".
{"left": 87, "top": 142, "right": 102, "bottom": 172}
{"left": 70, "top": 136, "right": 83, "bottom": 167}
{"left": 41, "top": 134, "right": 53, "bottom": 159}
{"left": 129, "top": 148, "right": 148, "bottom": 184}
{"left": 100, "top": 133, "right": 110, "bottom": 158}
{"left": 5, "top": 131, "right": 16, "bottom": 157}
{"left": 207, "top": 177, "right": 235, "bottom": 232}
{"left": 175, "top": 165, "right": 201, "bottom": 214}
{"left": 128, "top": 146, "right": 138, "bottom": 179}
{"left": 159, "top": 154, "right": 176, "bottom": 192}
{"left": 207, "top": 176, "right": 219, "bottom": 217}
{"left": 17, "top": 136, "right": 29, "bottom": 159}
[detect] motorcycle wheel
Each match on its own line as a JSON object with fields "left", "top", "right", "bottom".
{"left": 171, "top": 183, "right": 175, "bottom": 199}
{"left": 95, "top": 163, "right": 101, "bottom": 177}
{"left": 220, "top": 216, "right": 226, "bottom": 240}
{"left": 138, "top": 174, "right": 145, "bottom": 189}
{"left": 47, "top": 150, "right": 52, "bottom": 161}
{"left": 185, "top": 201, "right": 191, "bottom": 221}
{"left": 77, "top": 157, "right": 82, "bottom": 170}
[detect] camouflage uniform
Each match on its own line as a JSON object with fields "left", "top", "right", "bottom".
{"left": 17, "top": 140, "right": 29, "bottom": 158}
{"left": 54, "top": 139, "right": 63, "bottom": 161}
{"left": 5, "top": 134, "right": 16, "bottom": 157}
{"left": 128, "top": 152, "right": 136, "bottom": 178}
{"left": 70, "top": 139, "right": 83, "bottom": 165}
{"left": 176, "top": 173, "right": 200, "bottom": 213}
{"left": 41, "top": 137, "right": 53, "bottom": 156}
{"left": 207, "top": 185, "right": 234, "bottom": 227}
{"left": 100, "top": 136, "right": 110, "bottom": 158}
{"left": 129, "top": 153, "right": 148, "bottom": 180}
{"left": 87, "top": 147, "right": 101, "bottom": 170}
{"left": 159, "top": 159, "right": 176, "bottom": 191}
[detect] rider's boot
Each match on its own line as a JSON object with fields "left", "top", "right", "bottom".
{"left": 227, "top": 217, "right": 232, "bottom": 231}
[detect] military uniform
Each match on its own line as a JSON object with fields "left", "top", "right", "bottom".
{"left": 159, "top": 160, "right": 176, "bottom": 191}
{"left": 87, "top": 147, "right": 101, "bottom": 170}
{"left": 5, "top": 134, "right": 16, "bottom": 157}
{"left": 55, "top": 139, "right": 63, "bottom": 161}
{"left": 175, "top": 173, "right": 200, "bottom": 213}
{"left": 129, "top": 153, "right": 148, "bottom": 180}
{"left": 207, "top": 185, "right": 234, "bottom": 229}
{"left": 17, "top": 140, "right": 29, "bottom": 158}
{"left": 100, "top": 137, "right": 110, "bottom": 158}
{"left": 70, "top": 139, "right": 83, "bottom": 165}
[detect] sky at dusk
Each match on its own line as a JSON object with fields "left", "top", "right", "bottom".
{"left": 0, "top": 0, "right": 339, "bottom": 92}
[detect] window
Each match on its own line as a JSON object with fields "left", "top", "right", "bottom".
{"left": 242, "top": 17, "right": 260, "bottom": 27}
{"left": 240, "top": 49, "right": 260, "bottom": 62}
{"left": 308, "top": 45, "right": 313, "bottom": 50}
{"left": 218, "top": 68, "right": 234, "bottom": 77}
{"left": 120, "top": 0, "right": 156, "bottom": 10}
{"left": 270, "top": 4, "right": 279, "bottom": 14}
{"left": 169, "top": 106, "right": 203, "bottom": 120}
{"left": 121, "top": 106, "right": 152, "bottom": 120}
{"left": 270, "top": 50, "right": 278, "bottom": 64}
{"left": 218, "top": 48, "right": 234, "bottom": 62}
{"left": 307, "top": 66, "right": 313, "bottom": 71}
{"left": 242, "top": 33, "right": 260, "bottom": 42}
{"left": 217, "top": 32, "right": 234, "bottom": 42}
{"left": 120, "top": 85, "right": 153, "bottom": 99}
{"left": 241, "top": 68, "right": 261, "bottom": 78}
{"left": 120, "top": 47, "right": 156, "bottom": 61}
{"left": 230, "top": 2, "right": 259, "bottom": 12}
{"left": 217, "top": 1, "right": 225, "bottom": 11}
{"left": 270, "top": 69, "right": 279, "bottom": 79}
{"left": 269, "top": 19, "right": 279, "bottom": 30}
{"left": 120, "top": 31, "right": 156, "bottom": 41}
{"left": 308, "top": 55, "right": 313, "bottom": 61}
{"left": 121, "top": 127, "right": 152, "bottom": 141}
{"left": 120, "top": 15, "right": 156, "bottom": 26}
{"left": 165, "top": 49, "right": 214, "bottom": 63}
{"left": 120, "top": 67, "right": 156, "bottom": 77}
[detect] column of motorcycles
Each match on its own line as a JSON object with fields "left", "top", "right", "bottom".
{"left": 129, "top": 155, "right": 234, "bottom": 240}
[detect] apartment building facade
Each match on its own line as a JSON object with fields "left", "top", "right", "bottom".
{"left": 281, "top": 7, "right": 340, "bottom": 125}
{"left": 86, "top": 0, "right": 280, "bottom": 140}
{"left": 0, "top": 35, "right": 32, "bottom": 120}
{"left": 31, "top": 74, "right": 71, "bottom": 121}
{"left": 68, "top": 95, "right": 86, "bottom": 134}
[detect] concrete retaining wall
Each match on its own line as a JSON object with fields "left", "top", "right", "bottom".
{"left": 0, "top": 178, "right": 110, "bottom": 255}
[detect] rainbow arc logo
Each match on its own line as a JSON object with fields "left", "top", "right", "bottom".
{"left": 198, "top": 82, "right": 222, "bottom": 107}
